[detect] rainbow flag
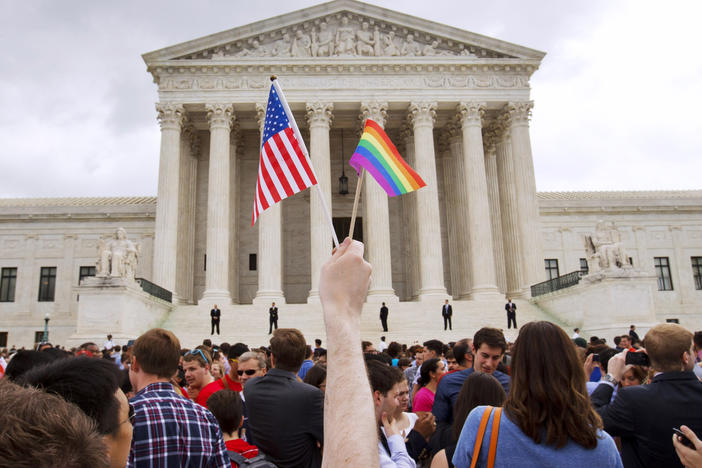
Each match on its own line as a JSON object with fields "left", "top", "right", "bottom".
{"left": 349, "top": 119, "right": 426, "bottom": 197}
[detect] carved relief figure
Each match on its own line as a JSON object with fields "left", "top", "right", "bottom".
{"left": 96, "top": 227, "right": 139, "bottom": 279}
{"left": 401, "top": 34, "right": 422, "bottom": 57}
{"left": 315, "top": 22, "right": 334, "bottom": 57}
{"left": 272, "top": 33, "right": 292, "bottom": 57}
{"left": 236, "top": 40, "right": 267, "bottom": 57}
{"left": 383, "top": 31, "right": 400, "bottom": 56}
{"left": 356, "top": 22, "right": 375, "bottom": 56}
{"left": 292, "top": 30, "right": 312, "bottom": 57}
{"left": 422, "top": 40, "right": 439, "bottom": 56}
{"left": 334, "top": 17, "right": 356, "bottom": 55}
{"left": 584, "top": 221, "right": 631, "bottom": 271}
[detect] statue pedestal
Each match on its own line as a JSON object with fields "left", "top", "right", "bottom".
{"left": 68, "top": 277, "right": 172, "bottom": 347}
{"left": 533, "top": 269, "right": 659, "bottom": 339}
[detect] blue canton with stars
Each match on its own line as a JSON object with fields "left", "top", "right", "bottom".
{"left": 262, "top": 86, "right": 291, "bottom": 147}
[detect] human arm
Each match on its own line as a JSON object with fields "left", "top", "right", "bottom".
{"left": 382, "top": 413, "right": 417, "bottom": 468}
{"left": 673, "top": 425, "right": 702, "bottom": 468}
{"left": 405, "top": 412, "right": 435, "bottom": 461}
{"left": 590, "top": 352, "right": 636, "bottom": 438}
{"left": 319, "top": 238, "right": 378, "bottom": 468}
{"left": 431, "top": 379, "right": 452, "bottom": 424}
{"left": 430, "top": 449, "right": 449, "bottom": 468}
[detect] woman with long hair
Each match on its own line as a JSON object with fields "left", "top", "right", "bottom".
{"left": 430, "top": 372, "right": 506, "bottom": 468}
{"left": 453, "top": 321, "right": 623, "bottom": 467}
{"left": 413, "top": 358, "right": 446, "bottom": 412}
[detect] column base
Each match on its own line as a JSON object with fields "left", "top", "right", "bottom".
{"left": 307, "top": 290, "right": 320, "bottom": 304}
{"left": 253, "top": 291, "right": 286, "bottom": 306}
{"left": 417, "top": 288, "right": 448, "bottom": 302}
{"left": 198, "top": 290, "right": 232, "bottom": 306}
{"left": 366, "top": 289, "right": 400, "bottom": 303}
{"left": 462, "top": 285, "right": 502, "bottom": 301}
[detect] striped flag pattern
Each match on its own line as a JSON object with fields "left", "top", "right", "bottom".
{"left": 252, "top": 85, "right": 317, "bottom": 225}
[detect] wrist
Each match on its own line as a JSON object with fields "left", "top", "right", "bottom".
{"left": 603, "top": 373, "right": 619, "bottom": 386}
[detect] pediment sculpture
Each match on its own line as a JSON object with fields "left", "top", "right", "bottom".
{"left": 96, "top": 227, "right": 140, "bottom": 280}
{"left": 178, "top": 14, "right": 504, "bottom": 60}
{"left": 584, "top": 221, "right": 632, "bottom": 273}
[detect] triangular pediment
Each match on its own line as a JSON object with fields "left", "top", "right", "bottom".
{"left": 143, "top": 0, "right": 544, "bottom": 65}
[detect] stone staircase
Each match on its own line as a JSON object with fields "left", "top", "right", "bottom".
{"left": 159, "top": 297, "right": 569, "bottom": 348}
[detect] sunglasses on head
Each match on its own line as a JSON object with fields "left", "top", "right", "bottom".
{"left": 187, "top": 349, "right": 209, "bottom": 363}
{"left": 237, "top": 369, "right": 257, "bottom": 376}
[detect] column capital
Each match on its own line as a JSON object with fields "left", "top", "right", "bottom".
{"left": 306, "top": 101, "right": 334, "bottom": 129}
{"left": 506, "top": 101, "right": 534, "bottom": 126}
{"left": 457, "top": 101, "right": 486, "bottom": 128}
{"left": 255, "top": 102, "right": 267, "bottom": 132}
{"left": 360, "top": 101, "right": 388, "bottom": 127}
{"left": 205, "top": 103, "right": 234, "bottom": 130}
{"left": 156, "top": 103, "right": 186, "bottom": 130}
{"left": 408, "top": 101, "right": 437, "bottom": 128}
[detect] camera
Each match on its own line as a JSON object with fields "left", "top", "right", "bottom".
{"left": 625, "top": 351, "right": 650, "bottom": 367}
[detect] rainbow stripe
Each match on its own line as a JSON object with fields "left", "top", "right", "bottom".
{"left": 349, "top": 119, "right": 426, "bottom": 197}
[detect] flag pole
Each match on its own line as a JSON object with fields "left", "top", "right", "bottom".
{"left": 270, "top": 76, "right": 340, "bottom": 248}
{"left": 349, "top": 169, "right": 364, "bottom": 239}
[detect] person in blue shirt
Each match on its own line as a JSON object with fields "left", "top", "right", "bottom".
{"left": 432, "top": 328, "right": 511, "bottom": 425}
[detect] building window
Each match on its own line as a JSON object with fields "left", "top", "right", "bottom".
{"left": 79, "top": 266, "right": 96, "bottom": 284}
{"left": 0, "top": 267, "right": 17, "bottom": 302}
{"left": 692, "top": 257, "right": 702, "bottom": 290}
{"left": 579, "top": 258, "right": 589, "bottom": 276}
{"left": 545, "top": 259, "right": 559, "bottom": 281}
{"left": 0, "top": 332, "right": 7, "bottom": 347}
{"left": 249, "top": 254, "right": 257, "bottom": 271}
{"left": 34, "top": 331, "right": 44, "bottom": 344}
{"left": 654, "top": 257, "right": 673, "bottom": 291}
{"left": 38, "top": 267, "right": 57, "bottom": 302}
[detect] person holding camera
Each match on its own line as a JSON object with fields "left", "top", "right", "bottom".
{"left": 591, "top": 323, "right": 702, "bottom": 468}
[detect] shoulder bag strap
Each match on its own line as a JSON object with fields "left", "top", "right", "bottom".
{"left": 469, "top": 406, "right": 494, "bottom": 468}
{"left": 220, "top": 376, "right": 231, "bottom": 390}
{"left": 486, "top": 407, "right": 502, "bottom": 468}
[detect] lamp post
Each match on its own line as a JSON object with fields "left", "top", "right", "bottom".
{"left": 42, "top": 311, "right": 50, "bottom": 343}
{"left": 338, "top": 128, "right": 349, "bottom": 195}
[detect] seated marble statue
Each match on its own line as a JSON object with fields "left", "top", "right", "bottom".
{"left": 97, "top": 227, "right": 139, "bottom": 279}
{"left": 584, "top": 221, "right": 631, "bottom": 271}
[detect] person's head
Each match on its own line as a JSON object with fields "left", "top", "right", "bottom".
{"left": 417, "top": 357, "right": 446, "bottom": 388}
{"left": 202, "top": 339, "right": 212, "bottom": 348}
{"left": 362, "top": 341, "right": 377, "bottom": 354}
{"left": 305, "top": 345, "right": 314, "bottom": 359}
{"left": 397, "top": 357, "right": 411, "bottom": 372}
{"left": 630, "top": 325, "right": 636, "bottom": 330}
{"left": 315, "top": 339, "right": 322, "bottom": 348}
{"left": 303, "top": 364, "right": 327, "bottom": 393}
{"left": 621, "top": 365, "right": 647, "bottom": 387}
{"left": 613, "top": 336, "right": 622, "bottom": 347}
{"left": 597, "top": 348, "right": 619, "bottom": 374}
{"left": 366, "top": 360, "right": 404, "bottom": 423}
{"left": 207, "top": 389, "right": 243, "bottom": 437}
{"left": 19, "top": 357, "right": 132, "bottom": 468}
{"left": 387, "top": 341, "right": 401, "bottom": 359}
{"left": 395, "top": 378, "right": 411, "bottom": 415}
{"left": 237, "top": 351, "right": 267, "bottom": 386}
{"left": 79, "top": 342, "right": 101, "bottom": 357}
{"left": 183, "top": 348, "right": 213, "bottom": 390}
{"left": 107, "top": 334, "right": 113, "bottom": 340}
{"left": 644, "top": 323, "right": 694, "bottom": 372}
{"left": 3, "top": 350, "right": 57, "bottom": 381}
{"left": 451, "top": 372, "right": 506, "bottom": 440}
{"left": 505, "top": 321, "right": 602, "bottom": 449}
{"left": 423, "top": 339, "right": 444, "bottom": 360}
{"left": 452, "top": 338, "right": 473, "bottom": 370}
{"left": 0, "top": 380, "right": 110, "bottom": 468}
{"left": 472, "top": 328, "right": 507, "bottom": 374}
{"left": 130, "top": 328, "right": 180, "bottom": 390}
{"left": 573, "top": 328, "right": 579, "bottom": 334}
{"left": 314, "top": 348, "right": 327, "bottom": 364}
{"left": 446, "top": 350, "right": 458, "bottom": 372}
{"left": 226, "top": 342, "right": 250, "bottom": 380}
{"left": 619, "top": 335, "right": 631, "bottom": 348}
{"left": 445, "top": 299, "right": 449, "bottom": 305}
{"left": 210, "top": 362, "right": 224, "bottom": 380}
{"left": 381, "top": 336, "right": 386, "bottom": 342}
{"left": 270, "top": 328, "right": 307, "bottom": 372}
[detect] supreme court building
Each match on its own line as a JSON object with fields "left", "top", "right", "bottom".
{"left": 2, "top": 1, "right": 701, "bottom": 347}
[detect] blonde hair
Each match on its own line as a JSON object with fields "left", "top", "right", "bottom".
{"left": 644, "top": 323, "right": 693, "bottom": 372}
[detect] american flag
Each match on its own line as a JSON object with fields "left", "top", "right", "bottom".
{"left": 252, "top": 84, "right": 317, "bottom": 225}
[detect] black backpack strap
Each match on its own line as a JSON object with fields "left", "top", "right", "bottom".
{"left": 228, "top": 450, "right": 248, "bottom": 464}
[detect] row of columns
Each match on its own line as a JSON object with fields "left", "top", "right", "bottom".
{"left": 151, "top": 99, "right": 543, "bottom": 305}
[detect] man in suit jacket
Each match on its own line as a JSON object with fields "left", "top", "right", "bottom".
{"left": 591, "top": 323, "right": 702, "bottom": 468}
{"left": 244, "top": 328, "right": 323, "bottom": 468}
{"left": 379, "top": 302, "right": 389, "bottom": 332}
{"left": 629, "top": 324, "right": 641, "bottom": 345}
{"left": 210, "top": 305, "right": 221, "bottom": 335}
{"left": 441, "top": 299, "right": 452, "bottom": 331}
{"left": 505, "top": 298, "right": 517, "bottom": 329}
{"left": 268, "top": 302, "right": 279, "bottom": 334}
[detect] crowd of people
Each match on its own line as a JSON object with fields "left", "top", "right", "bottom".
{"left": 1, "top": 238, "right": 702, "bottom": 468}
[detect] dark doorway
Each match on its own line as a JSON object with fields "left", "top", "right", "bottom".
{"left": 333, "top": 217, "right": 363, "bottom": 244}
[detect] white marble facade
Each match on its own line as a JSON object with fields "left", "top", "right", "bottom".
{"left": 2, "top": 1, "right": 702, "bottom": 346}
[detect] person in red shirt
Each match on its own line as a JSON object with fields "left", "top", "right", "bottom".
{"left": 183, "top": 348, "right": 221, "bottom": 407}
{"left": 207, "top": 389, "right": 260, "bottom": 467}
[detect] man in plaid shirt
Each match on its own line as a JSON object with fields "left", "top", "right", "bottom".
{"left": 127, "top": 328, "right": 229, "bottom": 468}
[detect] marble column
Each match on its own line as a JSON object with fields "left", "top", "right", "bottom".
{"left": 408, "top": 101, "right": 446, "bottom": 299}
{"left": 253, "top": 102, "right": 285, "bottom": 305}
{"left": 457, "top": 102, "right": 499, "bottom": 298}
{"left": 201, "top": 103, "right": 234, "bottom": 304}
{"left": 306, "top": 102, "right": 334, "bottom": 302}
{"left": 228, "top": 127, "right": 240, "bottom": 304}
{"left": 176, "top": 126, "right": 199, "bottom": 304}
{"left": 483, "top": 128, "right": 507, "bottom": 294}
{"left": 360, "top": 101, "right": 398, "bottom": 302}
{"left": 400, "top": 125, "right": 420, "bottom": 300}
{"left": 444, "top": 120, "right": 470, "bottom": 297}
{"left": 507, "top": 101, "right": 545, "bottom": 292}
{"left": 153, "top": 103, "right": 185, "bottom": 298}
{"left": 494, "top": 116, "right": 525, "bottom": 297}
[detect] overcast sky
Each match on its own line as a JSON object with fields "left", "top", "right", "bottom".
{"left": 1, "top": 0, "right": 700, "bottom": 198}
